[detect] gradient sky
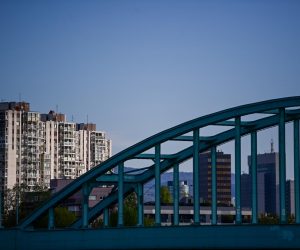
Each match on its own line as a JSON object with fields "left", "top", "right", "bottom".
{"left": 1, "top": 0, "right": 300, "bottom": 176}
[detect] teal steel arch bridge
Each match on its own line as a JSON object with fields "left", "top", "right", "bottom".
{"left": 1, "top": 96, "right": 300, "bottom": 249}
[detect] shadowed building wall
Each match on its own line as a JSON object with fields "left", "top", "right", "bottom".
{"left": 199, "top": 151, "right": 231, "bottom": 205}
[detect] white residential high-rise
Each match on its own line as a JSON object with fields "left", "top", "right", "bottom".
{"left": 167, "top": 180, "right": 190, "bottom": 201}
{"left": 0, "top": 102, "right": 30, "bottom": 190}
{"left": 42, "top": 113, "right": 112, "bottom": 181}
{"left": 0, "top": 102, "right": 112, "bottom": 191}
{"left": 22, "top": 111, "right": 47, "bottom": 189}
{"left": 90, "top": 131, "right": 112, "bottom": 167}
{"left": 43, "top": 119, "right": 60, "bottom": 180}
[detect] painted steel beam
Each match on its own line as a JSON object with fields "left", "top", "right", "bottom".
{"left": 235, "top": 117, "right": 242, "bottom": 224}
{"left": 259, "top": 109, "right": 279, "bottom": 114}
{"left": 287, "top": 109, "right": 300, "bottom": 115}
{"left": 260, "top": 108, "right": 300, "bottom": 115}
{"left": 97, "top": 174, "right": 139, "bottom": 183}
{"left": 295, "top": 120, "right": 300, "bottom": 224}
{"left": 215, "top": 120, "right": 253, "bottom": 127}
{"left": 193, "top": 129, "right": 200, "bottom": 224}
{"left": 118, "top": 163, "right": 124, "bottom": 227}
{"left": 103, "top": 208, "right": 109, "bottom": 227}
{"left": 99, "top": 114, "right": 299, "bottom": 198}
{"left": 82, "top": 183, "right": 90, "bottom": 228}
{"left": 85, "top": 114, "right": 300, "bottom": 226}
{"left": 279, "top": 108, "right": 287, "bottom": 224}
{"left": 173, "top": 163, "right": 179, "bottom": 226}
{"left": 155, "top": 145, "right": 161, "bottom": 226}
{"left": 48, "top": 207, "right": 54, "bottom": 230}
{"left": 171, "top": 136, "right": 215, "bottom": 142}
{"left": 137, "top": 183, "right": 144, "bottom": 226}
{"left": 71, "top": 184, "right": 135, "bottom": 228}
{"left": 3, "top": 225, "right": 300, "bottom": 250}
{"left": 124, "top": 166, "right": 150, "bottom": 174}
{"left": 134, "top": 154, "right": 175, "bottom": 160}
{"left": 19, "top": 97, "right": 300, "bottom": 229}
{"left": 211, "top": 146, "right": 217, "bottom": 225}
{"left": 251, "top": 131, "right": 258, "bottom": 224}
{"left": 71, "top": 113, "right": 300, "bottom": 228}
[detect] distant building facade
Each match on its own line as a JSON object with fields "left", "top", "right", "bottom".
{"left": 50, "top": 179, "right": 113, "bottom": 214}
{"left": 242, "top": 175, "right": 295, "bottom": 217}
{"left": 0, "top": 101, "right": 112, "bottom": 191}
{"left": 144, "top": 204, "right": 251, "bottom": 225}
{"left": 286, "top": 180, "right": 295, "bottom": 216}
{"left": 199, "top": 151, "right": 231, "bottom": 205}
{"left": 247, "top": 150, "right": 279, "bottom": 215}
{"left": 167, "top": 180, "right": 189, "bottom": 201}
{"left": 241, "top": 173, "right": 251, "bottom": 209}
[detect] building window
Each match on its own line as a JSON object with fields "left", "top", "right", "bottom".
{"left": 89, "top": 195, "right": 96, "bottom": 201}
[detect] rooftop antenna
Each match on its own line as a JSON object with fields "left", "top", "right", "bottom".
{"left": 56, "top": 104, "right": 58, "bottom": 113}
{"left": 18, "top": 93, "right": 21, "bottom": 102}
{"left": 271, "top": 138, "right": 274, "bottom": 153}
{"left": 71, "top": 115, "right": 74, "bottom": 122}
{"left": 87, "top": 114, "right": 89, "bottom": 125}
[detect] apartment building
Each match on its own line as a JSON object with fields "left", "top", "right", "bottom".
{"left": 0, "top": 101, "right": 112, "bottom": 191}
{"left": 0, "top": 102, "right": 30, "bottom": 190}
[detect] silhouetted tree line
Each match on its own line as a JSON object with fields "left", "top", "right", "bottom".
{"left": 2, "top": 183, "right": 76, "bottom": 228}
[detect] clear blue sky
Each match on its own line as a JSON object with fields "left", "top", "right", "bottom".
{"left": 1, "top": 0, "right": 300, "bottom": 176}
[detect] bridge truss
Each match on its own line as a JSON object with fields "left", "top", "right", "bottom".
{"left": 1, "top": 97, "right": 300, "bottom": 249}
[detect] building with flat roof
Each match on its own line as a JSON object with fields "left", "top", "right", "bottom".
{"left": 247, "top": 143, "right": 279, "bottom": 215}
{"left": 199, "top": 151, "right": 231, "bottom": 206}
{"left": 144, "top": 204, "right": 251, "bottom": 225}
{"left": 241, "top": 173, "right": 251, "bottom": 209}
{"left": 167, "top": 180, "right": 189, "bottom": 201}
{"left": 0, "top": 101, "right": 112, "bottom": 192}
{"left": 50, "top": 179, "right": 113, "bottom": 214}
{"left": 250, "top": 152, "right": 279, "bottom": 215}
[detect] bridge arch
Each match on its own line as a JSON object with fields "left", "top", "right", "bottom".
{"left": 18, "top": 96, "right": 300, "bottom": 229}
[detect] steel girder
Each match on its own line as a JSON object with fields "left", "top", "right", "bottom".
{"left": 71, "top": 111, "right": 300, "bottom": 227}
{"left": 18, "top": 97, "right": 300, "bottom": 229}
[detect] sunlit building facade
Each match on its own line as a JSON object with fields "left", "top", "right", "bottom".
{"left": 0, "top": 101, "right": 112, "bottom": 191}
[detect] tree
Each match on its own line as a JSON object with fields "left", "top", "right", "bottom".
{"left": 144, "top": 215, "right": 155, "bottom": 226}
{"left": 109, "top": 192, "right": 137, "bottom": 227}
{"left": 258, "top": 214, "right": 279, "bottom": 224}
{"left": 221, "top": 214, "right": 234, "bottom": 223}
{"left": 109, "top": 192, "right": 154, "bottom": 227}
{"left": 33, "top": 206, "right": 77, "bottom": 229}
{"left": 3, "top": 183, "right": 50, "bottom": 227}
{"left": 160, "top": 186, "right": 172, "bottom": 204}
{"left": 3, "top": 183, "right": 77, "bottom": 228}
{"left": 288, "top": 214, "right": 295, "bottom": 224}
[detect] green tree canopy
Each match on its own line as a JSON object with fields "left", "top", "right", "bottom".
{"left": 109, "top": 191, "right": 154, "bottom": 227}
{"left": 160, "top": 186, "right": 172, "bottom": 204}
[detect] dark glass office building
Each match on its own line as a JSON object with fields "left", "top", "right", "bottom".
{"left": 247, "top": 152, "right": 279, "bottom": 215}
{"left": 241, "top": 173, "right": 252, "bottom": 209}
